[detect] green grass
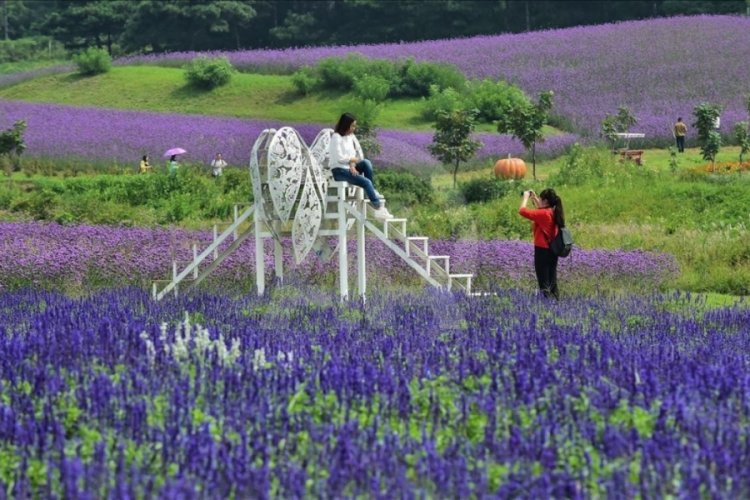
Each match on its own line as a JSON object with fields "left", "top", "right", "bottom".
{"left": 0, "top": 66, "right": 428, "bottom": 129}
{"left": 0, "top": 65, "right": 557, "bottom": 133}
{"left": 0, "top": 59, "right": 67, "bottom": 74}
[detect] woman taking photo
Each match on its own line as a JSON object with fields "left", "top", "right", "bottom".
{"left": 519, "top": 188, "right": 565, "bottom": 299}
{"left": 328, "top": 112, "right": 392, "bottom": 220}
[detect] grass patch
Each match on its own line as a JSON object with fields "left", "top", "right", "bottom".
{"left": 0, "top": 65, "right": 561, "bottom": 133}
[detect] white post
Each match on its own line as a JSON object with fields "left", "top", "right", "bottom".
{"left": 357, "top": 197, "right": 366, "bottom": 300}
{"left": 212, "top": 225, "right": 218, "bottom": 260}
{"left": 274, "top": 222, "right": 283, "bottom": 284}
{"left": 233, "top": 205, "right": 239, "bottom": 240}
{"left": 338, "top": 185, "right": 349, "bottom": 301}
{"left": 255, "top": 212, "right": 265, "bottom": 296}
{"left": 172, "top": 261, "right": 178, "bottom": 298}
{"left": 192, "top": 244, "right": 198, "bottom": 279}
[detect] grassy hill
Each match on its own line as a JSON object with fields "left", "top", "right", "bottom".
{"left": 0, "top": 65, "right": 493, "bottom": 132}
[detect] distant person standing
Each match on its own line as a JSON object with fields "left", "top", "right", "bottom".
{"left": 674, "top": 117, "right": 687, "bottom": 153}
{"left": 168, "top": 155, "right": 180, "bottom": 175}
{"left": 210, "top": 152, "right": 227, "bottom": 177}
{"left": 139, "top": 154, "right": 152, "bottom": 173}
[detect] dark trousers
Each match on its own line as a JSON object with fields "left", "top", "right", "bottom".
{"left": 534, "top": 246, "right": 559, "bottom": 299}
{"left": 675, "top": 136, "right": 685, "bottom": 152}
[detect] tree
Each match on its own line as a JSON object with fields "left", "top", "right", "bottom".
{"left": 120, "top": 0, "right": 256, "bottom": 53}
{"left": 692, "top": 102, "right": 723, "bottom": 170}
{"left": 0, "top": 119, "right": 26, "bottom": 170}
{"left": 733, "top": 121, "right": 749, "bottom": 163}
{"left": 428, "top": 108, "right": 482, "bottom": 188}
{"left": 497, "top": 90, "right": 554, "bottom": 180}
{"left": 40, "top": 1, "right": 131, "bottom": 55}
{"left": 601, "top": 106, "right": 637, "bottom": 150}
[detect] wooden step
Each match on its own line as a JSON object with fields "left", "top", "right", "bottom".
{"left": 448, "top": 273, "right": 473, "bottom": 293}
{"left": 383, "top": 218, "right": 407, "bottom": 237}
{"left": 427, "top": 255, "right": 450, "bottom": 275}
{"left": 406, "top": 236, "right": 428, "bottom": 256}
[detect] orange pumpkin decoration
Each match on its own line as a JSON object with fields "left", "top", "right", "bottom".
{"left": 494, "top": 155, "right": 527, "bottom": 180}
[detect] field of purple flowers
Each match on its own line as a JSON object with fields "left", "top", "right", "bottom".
{"left": 1, "top": 286, "right": 748, "bottom": 497}
{"left": 120, "top": 15, "right": 750, "bottom": 142}
{"left": 0, "top": 100, "right": 576, "bottom": 169}
{"left": 0, "top": 221, "right": 677, "bottom": 293}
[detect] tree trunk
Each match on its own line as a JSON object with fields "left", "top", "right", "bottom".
{"left": 525, "top": 1, "right": 530, "bottom": 32}
{"left": 453, "top": 159, "right": 459, "bottom": 188}
{"left": 3, "top": 0, "right": 8, "bottom": 41}
{"left": 532, "top": 141, "right": 537, "bottom": 180}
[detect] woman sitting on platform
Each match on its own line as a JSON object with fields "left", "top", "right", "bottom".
{"left": 328, "top": 112, "right": 392, "bottom": 220}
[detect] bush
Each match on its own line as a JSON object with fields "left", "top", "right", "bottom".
{"left": 459, "top": 177, "right": 516, "bottom": 203}
{"left": 184, "top": 57, "right": 236, "bottom": 90}
{"left": 551, "top": 144, "right": 653, "bottom": 187}
{"left": 291, "top": 66, "right": 320, "bottom": 95}
{"left": 422, "top": 85, "right": 468, "bottom": 121}
{"left": 74, "top": 47, "right": 112, "bottom": 76}
{"left": 377, "top": 169, "right": 433, "bottom": 206}
{"left": 352, "top": 74, "right": 390, "bottom": 102}
{"left": 317, "top": 54, "right": 371, "bottom": 91}
{"left": 467, "top": 79, "right": 529, "bottom": 123}
{"left": 398, "top": 59, "right": 465, "bottom": 97}
{"left": 0, "top": 36, "right": 66, "bottom": 63}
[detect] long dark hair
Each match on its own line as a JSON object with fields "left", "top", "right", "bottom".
{"left": 334, "top": 112, "right": 356, "bottom": 136}
{"left": 539, "top": 188, "right": 565, "bottom": 228}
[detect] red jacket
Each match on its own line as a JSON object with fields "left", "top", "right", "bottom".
{"left": 519, "top": 207, "right": 557, "bottom": 248}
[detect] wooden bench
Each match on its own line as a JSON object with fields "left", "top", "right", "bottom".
{"left": 619, "top": 149, "right": 644, "bottom": 166}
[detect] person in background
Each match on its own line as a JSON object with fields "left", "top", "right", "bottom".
{"left": 168, "top": 155, "right": 179, "bottom": 175}
{"left": 673, "top": 117, "right": 687, "bottom": 153}
{"left": 210, "top": 152, "right": 227, "bottom": 177}
{"left": 519, "top": 188, "right": 565, "bottom": 300}
{"left": 139, "top": 154, "right": 152, "bottom": 173}
{"left": 328, "top": 112, "right": 392, "bottom": 220}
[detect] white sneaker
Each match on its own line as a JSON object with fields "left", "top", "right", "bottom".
{"left": 372, "top": 206, "right": 393, "bottom": 220}
{"left": 373, "top": 190, "right": 385, "bottom": 199}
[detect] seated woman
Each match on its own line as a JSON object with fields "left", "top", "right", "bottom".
{"left": 139, "top": 155, "right": 152, "bottom": 173}
{"left": 328, "top": 112, "right": 392, "bottom": 220}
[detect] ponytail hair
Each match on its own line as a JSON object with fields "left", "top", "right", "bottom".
{"left": 540, "top": 188, "right": 565, "bottom": 228}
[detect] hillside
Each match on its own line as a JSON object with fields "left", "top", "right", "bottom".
{"left": 119, "top": 15, "right": 750, "bottom": 142}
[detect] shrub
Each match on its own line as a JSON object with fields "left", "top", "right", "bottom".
{"left": 184, "top": 57, "right": 236, "bottom": 90}
{"left": 377, "top": 169, "right": 433, "bottom": 205}
{"left": 422, "top": 85, "right": 468, "bottom": 121}
{"left": 551, "top": 143, "right": 652, "bottom": 187}
{"left": 467, "top": 79, "right": 529, "bottom": 123}
{"left": 352, "top": 74, "right": 390, "bottom": 102}
{"left": 317, "top": 54, "right": 371, "bottom": 91}
{"left": 291, "top": 66, "right": 320, "bottom": 95}
{"left": 399, "top": 59, "right": 465, "bottom": 97}
{"left": 459, "top": 176, "right": 515, "bottom": 203}
{"left": 0, "top": 36, "right": 66, "bottom": 63}
{"left": 73, "top": 47, "right": 112, "bottom": 76}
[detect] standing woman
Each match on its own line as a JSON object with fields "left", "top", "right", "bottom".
{"left": 519, "top": 188, "right": 565, "bottom": 299}
{"left": 328, "top": 112, "right": 392, "bottom": 219}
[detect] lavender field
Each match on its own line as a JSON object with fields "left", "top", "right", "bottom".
{"left": 0, "top": 221, "right": 677, "bottom": 293}
{"left": 0, "top": 100, "right": 576, "bottom": 168}
{"left": 121, "top": 15, "right": 750, "bottom": 141}
{"left": 0, "top": 286, "right": 748, "bottom": 497}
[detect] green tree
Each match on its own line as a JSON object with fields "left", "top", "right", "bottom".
{"left": 601, "top": 106, "right": 637, "bottom": 149}
{"left": 428, "top": 108, "right": 482, "bottom": 188}
{"left": 692, "top": 102, "right": 723, "bottom": 170}
{"left": 40, "top": 1, "right": 130, "bottom": 55}
{"left": 733, "top": 121, "right": 749, "bottom": 163}
{"left": 497, "top": 90, "right": 554, "bottom": 180}
{"left": 120, "top": 0, "right": 255, "bottom": 53}
{"left": 0, "top": 119, "right": 26, "bottom": 170}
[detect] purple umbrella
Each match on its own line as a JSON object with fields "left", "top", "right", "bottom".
{"left": 163, "top": 147, "right": 186, "bottom": 157}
